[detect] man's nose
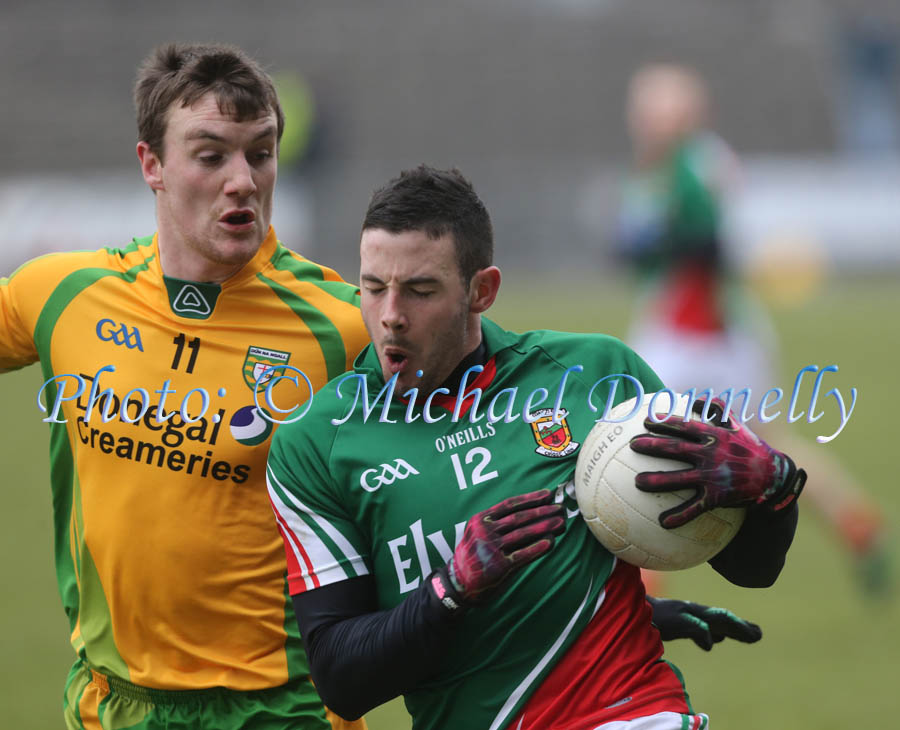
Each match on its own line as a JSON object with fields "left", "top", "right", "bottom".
{"left": 223, "top": 156, "right": 258, "bottom": 197}
{"left": 381, "top": 290, "right": 409, "bottom": 332}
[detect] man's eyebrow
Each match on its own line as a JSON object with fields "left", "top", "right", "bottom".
{"left": 185, "top": 126, "right": 277, "bottom": 143}
{"left": 360, "top": 274, "right": 439, "bottom": 287}
{"left": 402, "top": 276, "right": 439, "bottom": 287}
{"left": 252, "top": 126, "right": 277, "bottom": 142}
{"left": 186, "top": 129, "right": 226, "bottom": 143}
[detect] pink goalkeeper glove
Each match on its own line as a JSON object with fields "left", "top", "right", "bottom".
{"left": 629, "top": 397, "right": 807, "bottom": 529}
{"left": 429, "top": 489, "right": 565, "bottom": 610}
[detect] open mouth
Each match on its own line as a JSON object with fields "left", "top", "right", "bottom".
{"left": 221, "top": 210, "right": 255, "bottom": 226}
{"left": 384, "top": 348, "right": 410, "bottom": 374}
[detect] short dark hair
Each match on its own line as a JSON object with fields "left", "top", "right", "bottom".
{"left": 134, "top": 42, "right": 285, "bottom": 159}
{"left": 362, "top": 165, "right": 494, "bottom": 286}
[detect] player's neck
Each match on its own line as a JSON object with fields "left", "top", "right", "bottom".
{"left": 439, "top": 335, "right": 487, "bottom": 393}
{"left": 156, "top": 234, "right": 247, "bottom": 285}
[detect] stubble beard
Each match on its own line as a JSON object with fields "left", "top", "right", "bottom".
{"left": 415, "top": 303, "right": 471, "bottom": 397}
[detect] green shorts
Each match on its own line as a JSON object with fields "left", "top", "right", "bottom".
{"left": 63, "top": 658, "right": 366, "bottom": 730}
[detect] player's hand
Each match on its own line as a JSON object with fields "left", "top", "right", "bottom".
{"left": 434, "top": 489, "right": 565, "bottom": 606}
{"left": 629, "top": 397, "right": 807, "bottom": 528}
{"left": 647, "top": 596, "right": 762, "bottom": 651}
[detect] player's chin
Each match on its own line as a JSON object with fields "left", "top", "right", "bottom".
{"left": 390, "top": 367, "right": 429, "bottom": 396}
{"left": 215, "top": 233, "right": 264, "bottom": 263}
{"left": 216, "top": 216, "right": 265, "bottom": 241}
{"left": 381, "top": 367, "right": 410, "bottom": 391}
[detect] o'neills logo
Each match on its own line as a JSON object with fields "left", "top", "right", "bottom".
{"left": 529, "top": 408, "right": 579, "bottom": 458}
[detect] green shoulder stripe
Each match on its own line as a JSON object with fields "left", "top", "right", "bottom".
{"left": 256, "top": 271, "right": 348, "bottom": 381}
{"left": 269, "top": 245, "right": 361, "bottom": 308}
{"left": 103, "top": 235, "right": 154, "bottom": 258}
{"left": 33, "top": 255, "right": 156, "bottom": 357}
{"left": 33, "top": 253, "right": 155, "bottom": 646}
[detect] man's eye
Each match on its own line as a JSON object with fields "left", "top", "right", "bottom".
{"left": 253, "top": 150, "right": 273, "bottom": 162}
{"left": 199, "top": 154, "right": 222, "bottom": 165}
{"left": 411, "top": 290, "right": 434, "bottom": 298}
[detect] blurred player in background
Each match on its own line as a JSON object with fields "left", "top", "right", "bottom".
{"left": 0, "top": 42, "right": 370, "bottom": 729}
{"left": 268, "top": 165, "right": 807, "bottom": 730}
{"left": 617, "top": 62, "right": 888, "bottom": 596}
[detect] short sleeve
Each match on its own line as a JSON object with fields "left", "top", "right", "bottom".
{"left": 267, "top": 419, "right": 371, "bottom": 595}
{"left": 0, "top": 258, "right": 47, "bottom": 372}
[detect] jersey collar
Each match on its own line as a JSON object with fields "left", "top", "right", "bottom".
{"left": 146, "top": 227, "right": 280, "bottom": 319}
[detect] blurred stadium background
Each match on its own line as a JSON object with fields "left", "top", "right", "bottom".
{"left": 1, "top": 1, "right": 898, "bottom": 727}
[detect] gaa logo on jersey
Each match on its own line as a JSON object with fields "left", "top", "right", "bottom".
{"left": 95, "top": 318, "right": 144, "bottom": 351}
{"left": 229, "top": 405, "right": 274, "bottom": 446}
{"left": 529, "top": 408, "right": 579, "bottom": 458}
{"left": 359, "top": 459, "right": 420, "bottom": 492}
{"left": 243, "top": 346, "right": 291, "bottom": 391}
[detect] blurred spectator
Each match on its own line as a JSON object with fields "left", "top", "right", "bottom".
{"left": 617, "top": 62, "right": 890, "bottom": 598}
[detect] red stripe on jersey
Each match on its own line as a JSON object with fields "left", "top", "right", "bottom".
{"left": 506, "top": 562, "right": 692, "bottom": 730}
{"left": 270, "top": 500, "right": 320, "bottom": 594}
{"left": 275, "top": 519, "right": 306, "bottom": 595}
{"left": 429, "top": 357, "right": 498, "bottom": 416}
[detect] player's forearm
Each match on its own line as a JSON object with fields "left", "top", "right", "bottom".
{"left": 293, "top": 574, "right": 461, "bottom": 719}
{"left": 708, "top": 501, "right": 798, "bottom": 587}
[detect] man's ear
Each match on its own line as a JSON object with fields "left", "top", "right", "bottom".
{"left": 468, "top": 266, "right": 501, "bottom": 314}
{"left": 137, "top": 141, "right": 164, "bottom": 192}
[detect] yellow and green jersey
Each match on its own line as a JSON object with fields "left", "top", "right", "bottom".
{"left": 0, "top": 227, "right": 369, "bottom": 691}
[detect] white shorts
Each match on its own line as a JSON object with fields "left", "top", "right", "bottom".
{"left": 629, "top": 322, "right": 775, "bottom": 398}
{"left": 593, "top": 711, "right": 709, "bottom": 729}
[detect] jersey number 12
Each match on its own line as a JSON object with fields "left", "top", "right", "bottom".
{"left": 450, "top": 447, "right": 499, "bottom": 490}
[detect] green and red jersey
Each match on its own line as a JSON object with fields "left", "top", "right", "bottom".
{"left": 268, "top": 319, "right": 699, "bottom": 729}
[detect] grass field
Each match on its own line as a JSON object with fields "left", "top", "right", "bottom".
{"left": 1, "top": 272, "right": 897, "bottom": 729}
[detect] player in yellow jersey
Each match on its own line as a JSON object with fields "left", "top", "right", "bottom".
{"left": 0, "top": 43, "right": 369, "bottom": 729}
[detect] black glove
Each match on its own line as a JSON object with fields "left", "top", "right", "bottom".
{"left": 647, "top": 595, "right": 762, "bottom": 651}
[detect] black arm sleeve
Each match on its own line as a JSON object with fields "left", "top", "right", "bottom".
{"left": 708, "top": 502, "right": 799, "bottom": 588}
{"left": 293, "top": 574, "right": 463, "bottom": 720}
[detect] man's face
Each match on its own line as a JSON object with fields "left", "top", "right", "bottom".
{"left": 360, "top": 229, "right": 476, "bottom": 395}
{"left": 139, "top": 92, "right": 278, "bottom": 282}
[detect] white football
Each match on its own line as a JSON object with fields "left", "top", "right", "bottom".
{"left": 574, "top": 393, "right": 745, "bottom": 571}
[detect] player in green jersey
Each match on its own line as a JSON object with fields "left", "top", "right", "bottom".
{"left": 268, "top": 165, "right": 805, "bottom": 730}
